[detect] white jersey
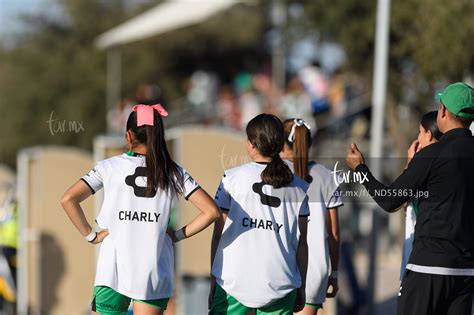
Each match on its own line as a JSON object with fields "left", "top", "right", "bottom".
{"left": 81, "top": 153, "right": 200, "bottom": 300}
{"left": 286, "top": 161, "right": 343, "bottom": 305}
{"left": 400, "top": 201, "right": 417, "bottom": 280}
{"left": 211, "top": 162, "right": 310, "bottom": 308}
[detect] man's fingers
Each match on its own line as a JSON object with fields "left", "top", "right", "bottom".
{"left": 347, "top": 144, "right": 353, "bottom": 155}
{"left": 351, "top": 143, "right": 360, "bottom": 152}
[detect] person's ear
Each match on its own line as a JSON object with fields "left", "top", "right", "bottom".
{"left": 246, "top": 139, "right": 254, "bottom": 149}
{"left": 440, "top": 103, "right": 448, "bottom": 118}
{"left": 427, "top": 130, "right": 434, "bottom": 142}
{"left": 126, "top": 130, "right": 132, "bottom": 145}
{"left": 280, "top": 143, "right": 291, "bottom": 159}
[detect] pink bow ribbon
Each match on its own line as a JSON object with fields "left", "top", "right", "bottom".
{"left": 133, "top": 104, "right": 169, "bottom": 126}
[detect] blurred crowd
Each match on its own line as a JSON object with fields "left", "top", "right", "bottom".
{"left": 107, "top": 61, "right": 364, "bottom": 135}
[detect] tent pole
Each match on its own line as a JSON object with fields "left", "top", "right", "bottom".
{"left": 106, "top": 48, "right": 122, "bottom": 131}
{"left": 271, "top": 0, "right": 287, "bottom": 103}
{"left": 367, "top": 0, "right": 391, "bottom": 314}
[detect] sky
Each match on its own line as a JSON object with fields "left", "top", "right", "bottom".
{"left": 0, "top": 0, "right": 154, "bottom": 39}
{"left": 0, "top": 0, "right": 49, "bottom": 36}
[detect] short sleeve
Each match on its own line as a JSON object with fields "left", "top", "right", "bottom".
{"left": 326, "top": 188, "right": 343, "bottom": 208}
{"left": 299, "top": 195, "right": 310, "bottom": 217}
{"left": 81, "top": 162, "right": 105, "bottom": 194}
{"left": 214, "top": 173, "right": 231, "bottom": 211}
{"left": 182, "top": 168, "right": 201, "bottom": 200}
{"left": 322, "top": 168, "right": 343, "bottom": 208}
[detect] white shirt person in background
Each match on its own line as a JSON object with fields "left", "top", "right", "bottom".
{"left": 209, "top": 113, "right": 310, "bottom": 314}
{"left": 61, "top": 104, "right": 220, "bottom": 315}
{"left": 281, "top": 118, "right": 343, "bottom": 315}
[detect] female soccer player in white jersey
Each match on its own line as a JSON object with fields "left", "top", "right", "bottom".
{"left": 281, "top": 118, "right": 343, "bottom": 315}
{"left": 209, "top": 113, "right": 310, "bottom": 315}
{"left": 61, "top": 104, "right": 220, "bottom": 315}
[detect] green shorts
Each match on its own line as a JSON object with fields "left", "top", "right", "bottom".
{"left": 209, "top": 284, "right": 296, "bottom": 315}
{"left": 91, "top": 286, "right": 169, "bottom": 314}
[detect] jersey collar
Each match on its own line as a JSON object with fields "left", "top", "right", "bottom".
{"left": 126, "top": 151, "right": 145, "bottom": 157}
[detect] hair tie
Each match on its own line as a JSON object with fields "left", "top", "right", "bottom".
{"left": 133, "top": 104, "right": 168, "bottom": 127}
{"left": 288, "top": 118, "right": 311, "bottom": 142}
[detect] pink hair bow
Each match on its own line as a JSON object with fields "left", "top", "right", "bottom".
{"left": 133, "top": 104, "right": 169, "bottom": 126}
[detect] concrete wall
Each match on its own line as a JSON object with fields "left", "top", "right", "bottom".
{"left": 168, "top": 126, "right": 247, "bottom": 277}
{"left": 17, "top": 147, "right": 96, "bottom": 315}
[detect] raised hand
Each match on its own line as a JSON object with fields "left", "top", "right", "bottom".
{"left": 346, "top": 143, "right": 365, "bottom": 170}
{"left": 407, "top": 139, "right": 420, "bottom": 166}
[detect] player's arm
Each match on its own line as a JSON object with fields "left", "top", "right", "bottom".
{"left": 294, "top": 216, "right": 308, "bottom": 312}
{"left": 347, "top": 143, "right": 432, "bottom": 212}
{"left": 326, "top": 207, "right": 340, "bottom": 297}
{"left": 61, "top": 180, "right": 108, "bottom": 244}
{"left": 209, "top": 210, "right": 228, "bottom": 307}
{"left": 169, "top": 188, "right": 221, "bottom": 242}
{"left": 210, "top": 210, "right": 227, "bottom": 270}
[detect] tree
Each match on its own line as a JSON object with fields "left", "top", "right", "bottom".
{"left": 0, "top": 0, "right": 264, "bottom": 167}
{"left": 303, "top": 0, "right": 474, "bottom": 154}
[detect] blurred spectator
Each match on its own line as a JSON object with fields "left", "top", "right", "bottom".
{"left": 107, "top": 97, "right": 134, "bottom": 134}
{"left": 136, "top": 84, "right": 166, "bottom": 105}
{"left": 0, "top": 199, "right": 17, "bottom": 310}
{"left": 234, "top": 72, "right": 264, "bottom": 129}
{"left": 216, "top": 86, "right": 241, "bottom": 129}
{"left": 186, "top": 69, "right": 219, "bottom": 113}
{"left": 298, "top": 61, "right": 330, "bottom": 114}
{"left": 328, "top": 68, "right": 348, "bottom": 118}
{"left": 278, "top": 76, "right": 317, "bottom": 131}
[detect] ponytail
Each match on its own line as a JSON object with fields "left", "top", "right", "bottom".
{"left": 283, "top": 119, "right": 312, "bottom": 182}
{"left": 246, "top": 114, "right": 293, "bottom": 188}
{"left": 261, "top": 154, "right": 293, "bottom": 188}
{"left": 126, "top": 106, "right": 184, "bottom": 197}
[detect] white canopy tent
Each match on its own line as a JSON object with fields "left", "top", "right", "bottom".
{"left": 95, "top": 0, "right": 242, "bottom": 49}
{"left": 94, "top": 0, "right": 248, "bottom": 114}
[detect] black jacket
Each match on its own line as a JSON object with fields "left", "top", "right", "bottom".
{"left": 356, "top": 128, "right": 474, "bottom": 269}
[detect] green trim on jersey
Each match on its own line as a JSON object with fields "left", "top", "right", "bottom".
{"left": 412, "top": 198, "right": 420, "bottom": 216}
{"left": 91, "top": 286, "right": 168, "bottom": 314}
{"left": 209, "top": 285, "right": 296, "bottom": 315}
{"left": 126, "top": 151, "right": 145, "bottom": 157}
{"left": 305, "top": 302, "right": 323, "bottom": 309}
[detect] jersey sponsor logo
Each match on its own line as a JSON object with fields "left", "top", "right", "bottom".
{"left": 125, "top": 166, "right": 157, "bottom": 198}
{"left": 242, "top": 216, "right": 283, "bottom": 233}
{"left": 252, "top": 181, "right": 281, "bottom": 207}
{"left": 119, "top": 211, "right": 160, "bottom": 222}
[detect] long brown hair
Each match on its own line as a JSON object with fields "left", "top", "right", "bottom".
{"left": 126, "top": 109, "right": 183, "bottom": 196}
{"left": 283, "top": 119, "right": 312, "bottom": 182}
{"left": 246, "top": 114, "right": 293, "bottom": 188}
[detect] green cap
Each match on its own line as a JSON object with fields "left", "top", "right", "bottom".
{"left": 435, "top": 82, "right": 474, "bottom": 118}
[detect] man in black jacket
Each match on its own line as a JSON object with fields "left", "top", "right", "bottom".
{"left": 346, "top": 82, "right": 474, "bottom": 315}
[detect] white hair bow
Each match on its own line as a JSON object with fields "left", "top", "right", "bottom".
{"left": 288, "top": 118, "right": 311, "bottom": 143}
